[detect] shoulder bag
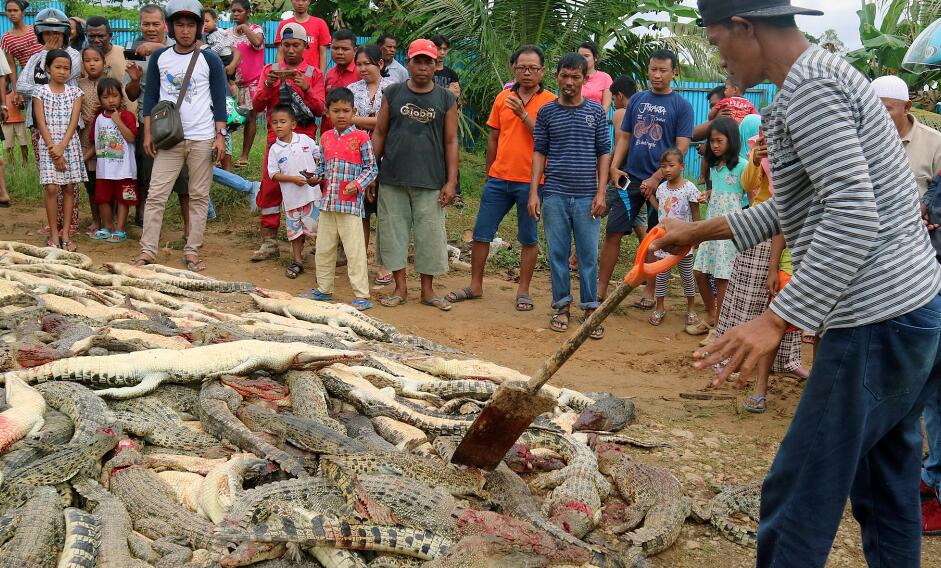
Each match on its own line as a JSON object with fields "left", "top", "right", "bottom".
{"left": 150, "top": 48, "right": 201, "bottom": 151}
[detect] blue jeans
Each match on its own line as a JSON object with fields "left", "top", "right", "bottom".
{"left": 472, "top": 178, "right": 538, "bottom": 246}
{"left": 924, "top": 381, "right": 941, "bottom": 498}
{"left": 757, "top": 293, "right": 941, "bottom": 568}
{"left": 541, "top": 193, "right": 600, "bottom": 310}
{"left": 212, "top": 167, "right": 255, "bottom": 194}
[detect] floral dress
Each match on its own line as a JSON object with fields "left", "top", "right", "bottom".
{"left": 693, "top": 160, "right": 747, "bottom": 280}
{"left": 349, "top": 77, "right": 394, "bottom": 130}
{"left": 35, "top": 84, "right": 87, "bottom": 186}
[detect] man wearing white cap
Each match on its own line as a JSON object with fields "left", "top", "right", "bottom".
{"left": 872, "top": 74, "right": 941, "bottom": 196}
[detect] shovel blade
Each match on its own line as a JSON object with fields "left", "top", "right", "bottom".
{"left": 450, "top": 380, "right": 557, "bottom": 470}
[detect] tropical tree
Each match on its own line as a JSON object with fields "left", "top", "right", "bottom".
{"left": 845, "top": 0, "right": 941, "bottom": 88}
{"left": 398, "top": 0, "right": 718, "bottom": 131}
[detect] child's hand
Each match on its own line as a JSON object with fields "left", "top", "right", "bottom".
{"left": 767, "top": 271, "right": 780, "bottom": 297}
{"left": 292, "top": 175, "right": 310, "bottom": 186}
{"left": 50, "top": 144, "right": 65, "bottom": 159}
{"left": 699, "top": 191, "right": 710, "bottom": 204}
{"left": 299, "top": 170, "right": 320, "bottom": 185}
{"left": 342, "top": 183, "right": 359, "bottom": 196}
{"left": 54, "top": 156, "right": 66, "bottom": 171}
{"left": 111, "top": 112, "right": 124, "bottom": 126}
{"left": 365, "top": 181, "right": 377, "bottom": 203}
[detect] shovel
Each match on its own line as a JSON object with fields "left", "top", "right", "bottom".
{"left": 450, "top": 226, "right": 689, "bottom": 470}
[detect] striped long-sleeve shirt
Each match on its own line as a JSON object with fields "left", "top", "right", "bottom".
{"left": 727, "top": 46, "right": 941, "bottom": 333}
{"left": 533, "top": 99, "right": 610, "bottom": 197}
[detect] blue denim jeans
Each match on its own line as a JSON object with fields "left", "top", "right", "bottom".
{"left": 212, "top": 167, "right": 255, "bottom": 194}
{"left": 924, "top": 381, "right": 941, "bottom": 499}
{"left": 472, "top": 178, "right": 539, "bottom": 246}
{"left": 757, "top": 293, "right": 941, "bottom": 568}
{"left": 541, "top": 193, "right": 600, "bottom": 310}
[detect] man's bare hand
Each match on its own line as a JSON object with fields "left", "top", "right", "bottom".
{"left": 692, "top": 311, "right": 789, "bottom": 387}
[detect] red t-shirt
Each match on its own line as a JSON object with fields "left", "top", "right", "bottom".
{"left": 321, "top": 61, "right": 359, "bottom": 134}
{"left": 275, "top": 16, "right": 331, "bottom": 69}
{"left": 712, "top": 96, "right": 758, "bottom": 124}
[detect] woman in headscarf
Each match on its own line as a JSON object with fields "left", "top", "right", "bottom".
{"left": 713, "top": 112, "right": 809, "bottom": 413}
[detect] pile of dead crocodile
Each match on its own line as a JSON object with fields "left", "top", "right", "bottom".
{"left": 0, "top": 240, "right": 760, "bottom": 567}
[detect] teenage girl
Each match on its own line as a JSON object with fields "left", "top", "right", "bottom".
{"left": 33, "top": 48, "right": 86, "bottom": 250}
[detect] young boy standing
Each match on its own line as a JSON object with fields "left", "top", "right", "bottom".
{"left": 529, "top": 53, "right": 610, "bottom": 338}
{"left": 305, "top": 87, "right": 378, "bottom": 311}
{"left": 266, "top": 105, "right": 322, "bottom": 280}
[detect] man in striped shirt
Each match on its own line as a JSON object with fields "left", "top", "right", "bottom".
{"left": 654, "top": 1, "right": 941, "bottom": 565}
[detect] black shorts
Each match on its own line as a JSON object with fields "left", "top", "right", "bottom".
{"left": 607, "top": 177, "right": 644, "bottom": 235}
{"left": 364, "top": 184, "right": 379, "bottom": 217}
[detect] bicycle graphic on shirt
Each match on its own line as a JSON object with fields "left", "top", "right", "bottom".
{"left": 633, "top": 112, "right": 663, "bottom": 142}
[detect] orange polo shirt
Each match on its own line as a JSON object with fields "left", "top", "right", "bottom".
{"left": 486, "top": 86, "right": 557, "bottom": 183}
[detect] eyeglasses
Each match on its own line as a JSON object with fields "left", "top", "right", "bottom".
{"left": 514, "top": 65, "right": 543, "bottom": 74}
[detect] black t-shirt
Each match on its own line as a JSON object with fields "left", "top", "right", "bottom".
{"left": 433, "top": 66, "right": 459, "bottom": 90}
{"left": 379, "top": 82, "right": 456, "bottom": 190}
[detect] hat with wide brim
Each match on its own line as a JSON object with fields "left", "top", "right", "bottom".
{"left": 697, "top": 0, "right": 823, "bottom": 27}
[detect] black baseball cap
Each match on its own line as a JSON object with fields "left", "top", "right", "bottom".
{"left": 697, "top": 0, "right": 823, "bottom": 27}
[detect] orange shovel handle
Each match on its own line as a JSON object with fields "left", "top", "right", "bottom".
{"left": 624, "top": 226, "right": 692, "bottom": 287}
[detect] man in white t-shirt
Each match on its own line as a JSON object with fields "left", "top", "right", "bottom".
{"left": 137, "top": 0, "right": 226, "bottom": 272}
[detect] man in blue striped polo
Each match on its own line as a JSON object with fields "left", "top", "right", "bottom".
{"left": 654, "top": 1, "right": 941, "bottom": 566}
{"left": 527, "top": 53, "right": 610, "bottom": 337}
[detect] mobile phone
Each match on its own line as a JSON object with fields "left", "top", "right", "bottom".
{"left": 123, "top": 41, "right": 147, "bottom": 61}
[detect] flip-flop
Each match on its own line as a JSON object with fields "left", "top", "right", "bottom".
{"left": 0, "top": 199, "right": 11, "bottom": 208}
{"left": 648, "top": 310, "right": 666, "bottom": 326}
{"left": 515, "top": 293, "right": 534, "bottom": 312}
{"left": 182, "top": 256, "right": 207, "bottom": 272}
{"left": 744, "top": 395, "right": 767, "bottom": 414}
{"left": 421, "top": 296, "right": 452, "bottom": 311}
{"left": 301, "top": 289, "right": 333, "bottom": 301}
{"left": 379, "top": 295, "right": 405, "bottom": 307}
{"left": 60, "top": 239, "right": 77, "bottom": 252}
{"left": 580, "top": 314, "right": 604, "bottom": 339}
{"left": 351, "top": 298, "right": 374, "bottom": 311}
{"left": 633, "top": 296, "right": 655, "bottom": 310}
{"left": 234, "top": 159, "right": 249, "bottom": 168}
{"left": 374, "top": 273, "right": 393, "bottom": 285}
{"left": 445, "top": 287, "right": 481, "bottom": 303}
{"left": 93, "top": 228, "right": 112, "bottom": 240}
{"left": 107, "top": 231, "right": 127, "bottom": 243}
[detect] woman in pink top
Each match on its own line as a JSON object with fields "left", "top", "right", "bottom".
{"left": 228, "top": 0, "right": 265, "bottom": 167}
{"left": 2, "top": 0, "right": 43, "bottom": 108}
{"left": 578, "top": 41, "right": 612, "bottom": 116}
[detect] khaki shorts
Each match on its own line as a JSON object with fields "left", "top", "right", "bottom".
{"left": 2, "top": 122, "right": 27, "bottom": 148}
{"left": 377, "top": 184, "right": 448, "bottom": 276}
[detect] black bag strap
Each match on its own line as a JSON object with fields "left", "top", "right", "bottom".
{"left": 175, "top": 48, "right": 201, "bottom": 108}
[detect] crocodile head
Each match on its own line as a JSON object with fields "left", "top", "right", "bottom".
{"left": 292, "top": 348, "right": 364, "bottom": 369}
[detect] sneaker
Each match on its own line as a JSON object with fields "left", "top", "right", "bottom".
{"left": 923, "top": 497, "right": 941, "bottom": 535}
{"left": 250, "top": 238, "right": 280, "bottom": 262}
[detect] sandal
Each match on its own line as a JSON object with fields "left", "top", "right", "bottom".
{"left": 633, "top": 296, "right": 655, "bottom": 310}
{"left": 300, "top": 289, "right": 333, "bottom": 302}
{"left": 421, "top": 296, "right": 453, "bottom": 312}
{"left": 744, "top": 395, "right": 767, "bottom": 414}
{"left": 234, "top": 158, "right": 249, "bottom": 168}
{"left": 374, "top": 272, "right": 393, "bottom": 285}
{"left": 648, "top": 310, "right": 666, "bottom": 326}
{"left": 516, "top": 292, "right": 534, "bottom": 312}
{"left": 132, "top": 252, "right": 154, "bottom": 266}
{"left": 579, "top": 314, "right": 604, "bottom": 340}
{"left": 44, "top": 238, "right": 60, "bottom": 249}
{"left": 685, "top": 313, "right": 710, "bottom": 335}
{"left": 351, "top": 298, "right": 374, "bottom": 311}
{"left": 550, "top": 308, "right": 570, "bottom": 333}
{"left": 107, "top": 231, "right": 127, "bottom": 243}
{"left": 445, "top": 287, "right": 481, "bottom": 303}
{"left": 60, "top": 239, "right": 77, "bottom": 252}
{"left": 285, "top": 261, "right": 304, "bottom": 279}
{"left": 0, "top": 199, "right": 10, "bottom": 208}
{"left": 182, "top": 256, "right": 207, "bottom": 272}
{"left": 699, "top": 328, "right": 717, "bottom": 347}
{"left": 93, "top": 228, "right": 112, "bottom": 240}
{"left": 379, "top": 295, "right": 405, "bottom": 307}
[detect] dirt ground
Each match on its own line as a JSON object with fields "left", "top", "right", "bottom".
{"left": 2, "top": 202, "right": 939, "bottom": 568}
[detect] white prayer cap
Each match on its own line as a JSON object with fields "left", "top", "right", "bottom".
{"left": 871, "top": 75, "right": 910, "bottom": 102}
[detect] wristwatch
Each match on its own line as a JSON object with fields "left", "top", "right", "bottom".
{"left": 217, "top": 127, "right": 229, "bottom": 137}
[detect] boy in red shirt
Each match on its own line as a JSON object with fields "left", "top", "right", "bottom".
{"left": 710, "top": 76, "right": 758, "bottom": 124}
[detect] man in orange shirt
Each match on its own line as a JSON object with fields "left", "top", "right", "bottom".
{"left": 445, "top": 45, "right": 556, "bottom": 311}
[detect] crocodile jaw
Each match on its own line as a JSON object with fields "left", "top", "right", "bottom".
{"left": 294, "top": 352, "right": 364, "bottom": 369}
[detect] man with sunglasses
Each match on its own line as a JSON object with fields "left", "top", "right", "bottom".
{"left": 445, "top": 45, "right": 555, "bottom": 312}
